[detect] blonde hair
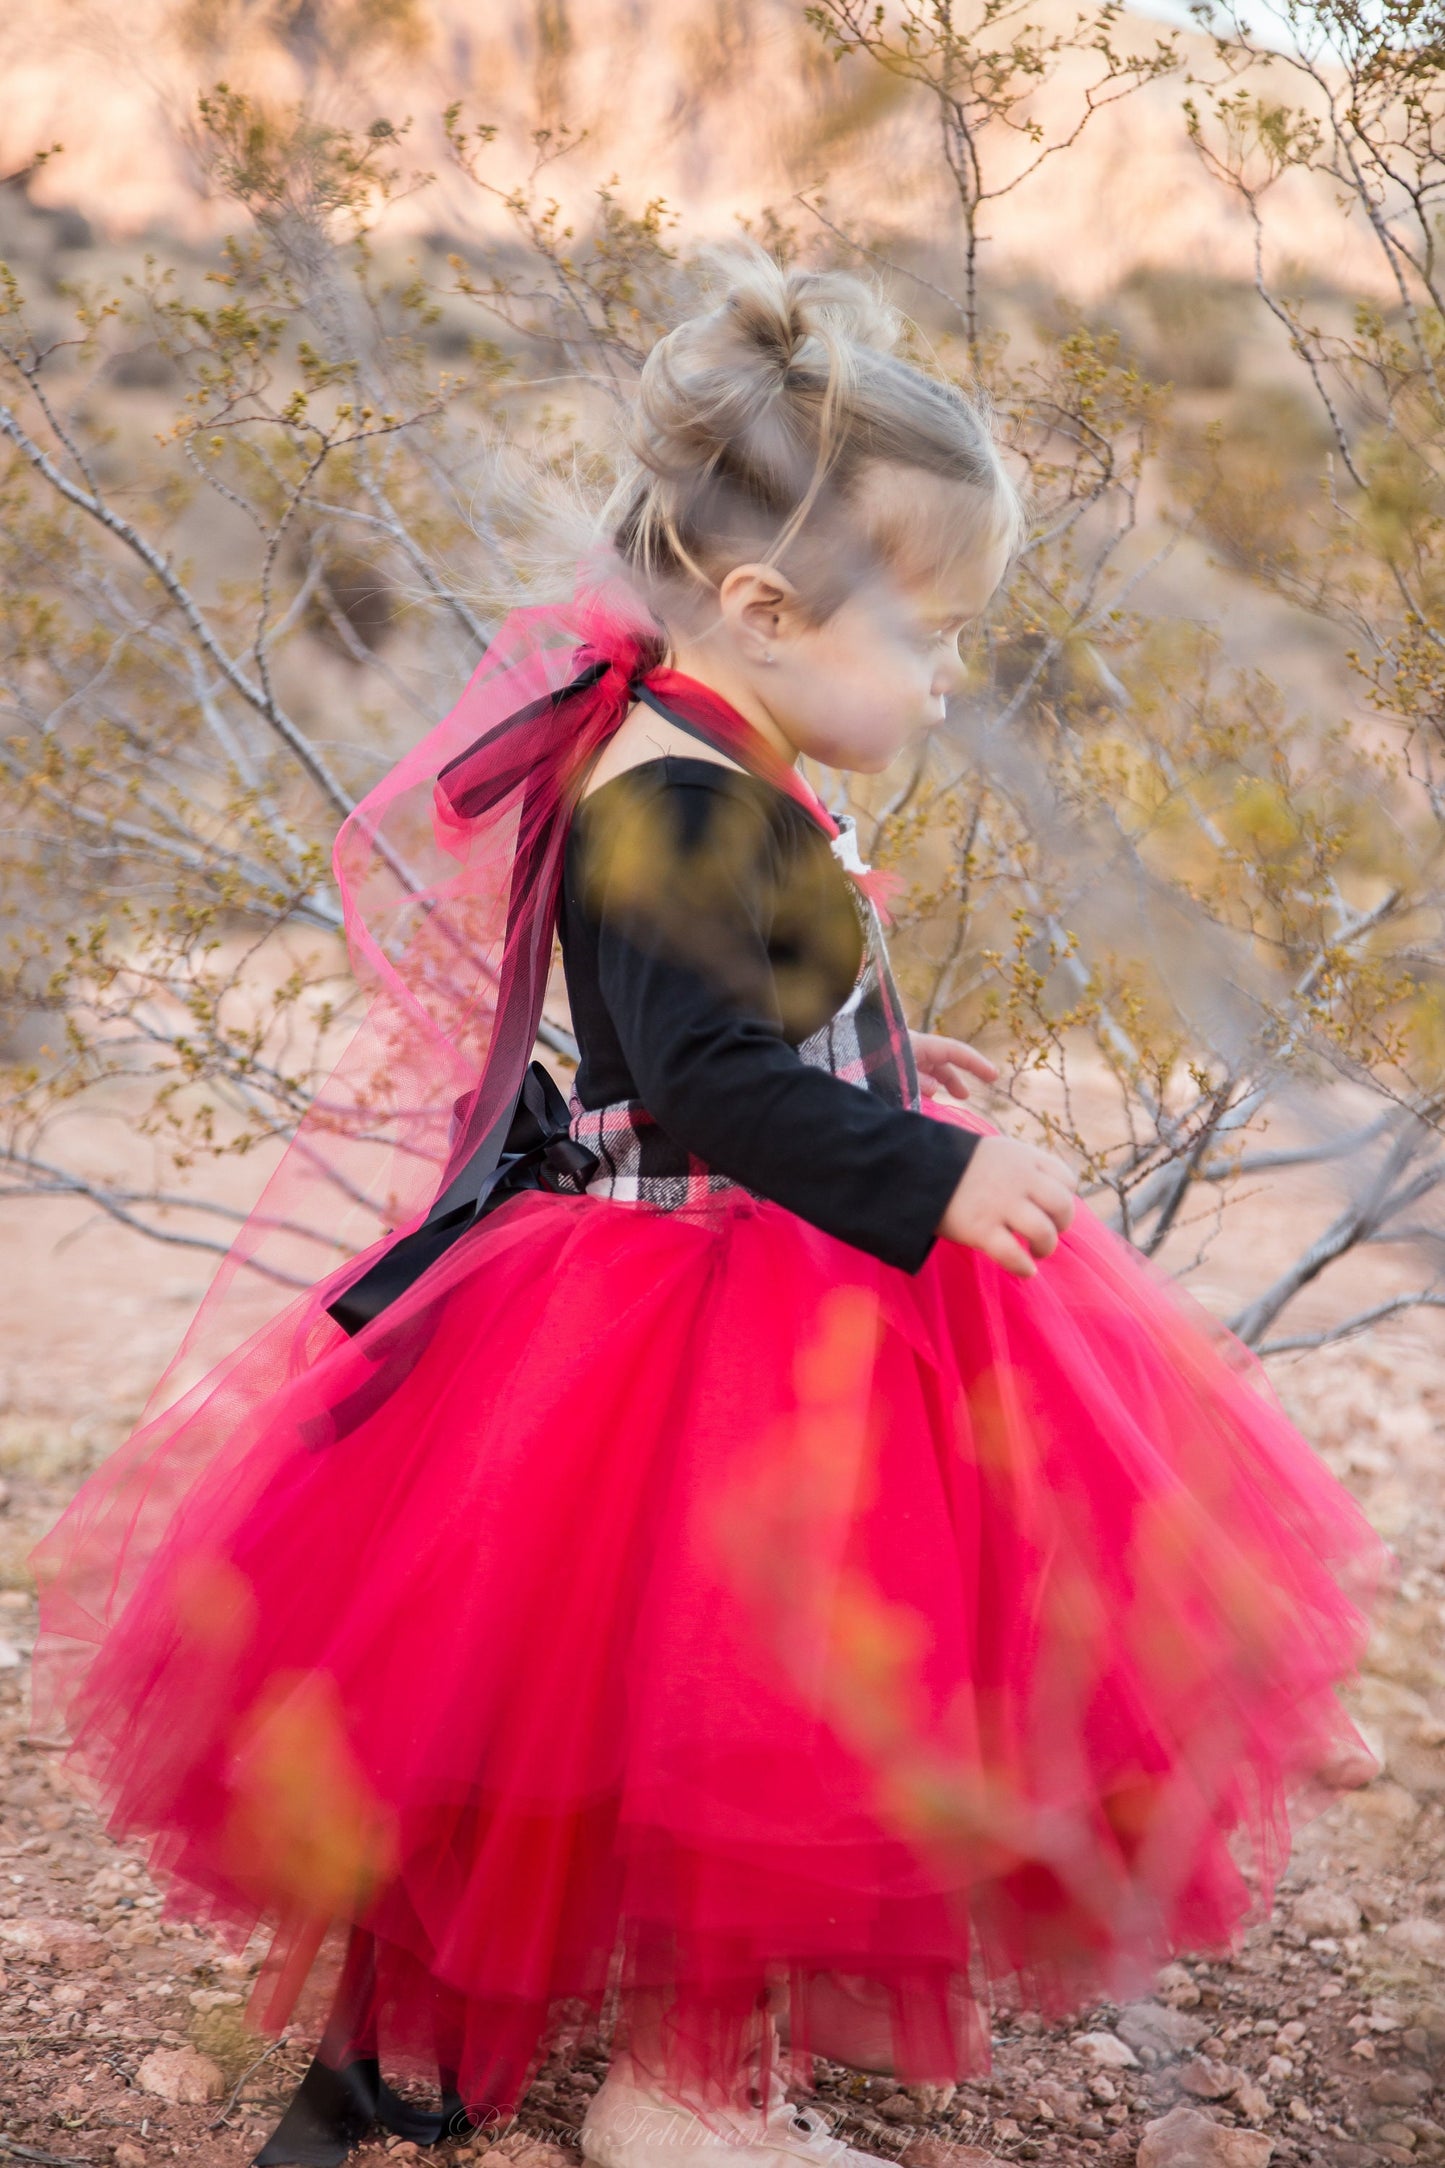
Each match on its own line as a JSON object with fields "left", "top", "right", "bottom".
{"left": 607, "top": 247, "right": 1025, "bottom": 624}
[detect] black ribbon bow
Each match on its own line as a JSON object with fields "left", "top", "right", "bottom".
{"left": 327, "top": 1061, "right": 599, "bottom": 1337}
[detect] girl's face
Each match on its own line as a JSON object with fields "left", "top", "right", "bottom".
{"left": 765, "top": 538, "right": 1011, "bottom": 772}
{"left": 702, "top": 479, "right": 1014, "bottom": 774}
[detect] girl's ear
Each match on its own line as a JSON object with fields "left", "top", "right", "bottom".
{"left": 716, "top": 562, "right": 804, "bottom": 665}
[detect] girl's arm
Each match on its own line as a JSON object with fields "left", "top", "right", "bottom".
{"left": 574, "top": 765, "right": 979, "bottom": 1273}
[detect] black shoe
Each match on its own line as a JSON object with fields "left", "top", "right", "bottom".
{"left": 251, "top": 2049, "right": 481, "bottom": 2163}
{"left": 439, "top": 2085, "right": 483, "bottom": 2140}
{"left": 375, "top": 2072, "right": 447, "bottom": 2145}
{"left": 251, "top": 2053, "right": 380, "bottom": 2167}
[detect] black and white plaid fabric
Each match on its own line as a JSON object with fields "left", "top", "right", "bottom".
{"left": 568, "top": 815, "right": 919, "bottom": 1209}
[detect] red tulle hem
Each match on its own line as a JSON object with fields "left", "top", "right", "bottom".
{"left": 29, "top": 1107, "right": 1386, "bottom": 2110}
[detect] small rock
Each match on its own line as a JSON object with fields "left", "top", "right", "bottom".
{"left": 896, "top": 2141, "right": 946, "bottom": 2168}
{"left": 1344, "top": 1779, "right": 1420, "bottom": 1835}
{"left": 1157, "top": 1963, "right": 1203, "bottom": 2008}
{"left": 991, "top": 2119, "right": 1020, "bottom": 2143}
{"left": 134, "top": 2044, "right": 226, "bottom": 2104}
{"left": 113, "top": 2147, "right": 146, "bottom": 2168}
{"left": 1180, "top": 2058, "right": 1244, "bottom": 2101}
{"left": 1136, "top": 2104, "right": 1274, "bottom": 2166}
{"left": 1263, "top": 2056, "right": 1294, "bottom": 2083}
{"left": 1293, "top": 1886, "right": 1363, "bottom": 1939}
{"left": 0, "top": 1638, "right": 22, "bottom": 1668}
{"left": 1116, "top": 2003, "right": 1209, "bottom": 2061}
{"left": 1371, "top": 2071, "right": 1436, "bottom": 2107}
{"left": 0, "top": 1915, "right": 106, "bottom": 1971}
{"left": 1374, "top": 2123, "right": 1419, "bottom": 2150}
{"left": 188, "top": 1986, "right": 243, "bottom": 2010}
{"left": 1232, "top": 2080, "right": 1270, "bottom": 2122}
{"left": 1275, "top": 2021, "right": 1307, "bottom": 2046}
{"left": 0, "top": 1917, "right": 58, "bottom": 1958}
{"left": 57, "top": 1935, "right": 107, "bottom": 1973}
{"left": 1075, "top": 2030, "right": 1140, "bottom": 2069}
{"left": 877, "top": 2094, "right": 916, "bottom": 2123}
{"left": 1390, "top": 1918, "right": 1445, "bottom": 1966}
{"left": 1286, "top": 2098, "right": 1312, "bottom": 2124}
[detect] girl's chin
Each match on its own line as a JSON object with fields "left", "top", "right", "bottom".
{"left": 817, "top": 733, "right": 912, "bottom": 773}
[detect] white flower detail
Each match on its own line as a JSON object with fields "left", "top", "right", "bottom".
{"left": 829, "top": 815, "right": 870, "bottom": 876}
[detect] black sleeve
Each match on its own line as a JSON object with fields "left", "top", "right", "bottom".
{"left": 581, "top": 767, "right": 980, "bottom": 1273}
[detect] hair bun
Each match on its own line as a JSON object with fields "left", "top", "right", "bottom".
{"left": 610, "top": 239, "right": 1022, "bottom": 615}
{"left": 717, "top": 256, "right": 902, "bottom": 377}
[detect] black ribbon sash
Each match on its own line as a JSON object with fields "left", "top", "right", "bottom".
{"left": 325, "top": 669, "right": 772, "bottom": 1341}
{"left": 327, "top": 1061, "right": 599, "bottom": 1337}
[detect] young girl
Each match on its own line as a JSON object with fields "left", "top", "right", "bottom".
{"left": 29, "top": 256, "right": 1384, "bottom": 2168}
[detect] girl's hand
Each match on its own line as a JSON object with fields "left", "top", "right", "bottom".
{"left": 910, "top": 1031, "right": 998, "bottom": 1101}
{"left": 938, "top": 1136, "right": 1078, "bottom": 1277}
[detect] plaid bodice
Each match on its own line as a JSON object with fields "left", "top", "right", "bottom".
{"left": 568, "top": 814, "right": 920, "bottom": 1209}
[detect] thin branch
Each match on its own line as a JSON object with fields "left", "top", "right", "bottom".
{"left": 0, "top": 399, "right": 359, "bottom": 821}
{"left": 0, "top": 1163, "right": 316, "bottom": 1286}
{"left": 1257, "top": 1289, "right": 1445, "bottom": 1357}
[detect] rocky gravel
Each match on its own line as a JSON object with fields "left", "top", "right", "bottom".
{"left": 2, "top": 1302, "right": 1443, "bottom": 2166}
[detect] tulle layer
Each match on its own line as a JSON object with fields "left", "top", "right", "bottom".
{"left": 30, "top": 1107, "right": 1385, "bottom": 2113}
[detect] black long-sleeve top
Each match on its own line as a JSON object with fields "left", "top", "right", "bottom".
{"left": 556, "top": 755, "right": 979, "bottom": 1274}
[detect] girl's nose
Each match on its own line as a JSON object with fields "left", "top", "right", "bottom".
{"left": 932, "top": 644, "right": 967, "bottom": 701}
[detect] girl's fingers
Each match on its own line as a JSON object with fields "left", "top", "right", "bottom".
{"left": 917, "top": 1071, "right": 942, "bottom": 1098}
{"left": 912, "top": 1034, "right": 999, "bottom": 1085}
{"left": 1032, "top": 1153, "right": 1079, "bottom": 1195}
{"left": 1009, "top": 1202, "right": 1061, "bottom": 1260}
{"left": 1032, "top": 1176, "right": 1077, "bottom": 1232}
{"left": 983, "top": 1226, "right": 1037, "bottom": 1277}
{"left": 951, "top": 1042, "right": 999, "bottom": 1082}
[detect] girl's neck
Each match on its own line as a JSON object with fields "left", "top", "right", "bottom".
{"left": 659, "top": 638, "right": 801, "bottom": 769}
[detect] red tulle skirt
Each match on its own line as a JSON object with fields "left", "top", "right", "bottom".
{"left": 29, "top": 1105, "right": 1385, "bottom": 2112}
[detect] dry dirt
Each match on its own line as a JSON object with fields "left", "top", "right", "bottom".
{"left": 2, "top": 1139, "right": 1443, "bottom": 2168}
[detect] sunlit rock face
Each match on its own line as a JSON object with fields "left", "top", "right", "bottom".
{"left": 2, "top": 0, "right": 1385, "bottom": 295}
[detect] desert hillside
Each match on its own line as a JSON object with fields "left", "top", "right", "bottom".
{"left": 2, "top": 0, "right": 1385, "bottom": 294}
